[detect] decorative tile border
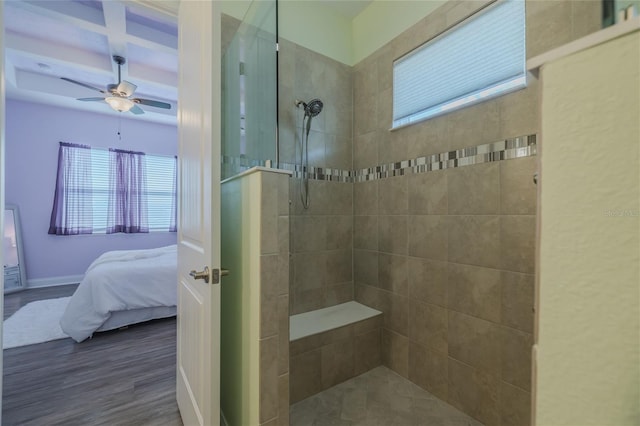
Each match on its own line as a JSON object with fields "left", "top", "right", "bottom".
{"left": 222, "top": 134, "right": 537, "bottom": 183}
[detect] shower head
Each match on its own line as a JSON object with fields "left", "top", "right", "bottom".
{"left": 305, "top": 99, "right": 323, "bottom": 117}
{"left": 295, "top": 98, "right": 324, "bottom": 117}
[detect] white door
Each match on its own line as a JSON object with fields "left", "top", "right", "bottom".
{"left": 0, "top": 2, "right": 5, "bottom": 423}
{"left": 176, "top": 1, "right": 222, "bottom": 425}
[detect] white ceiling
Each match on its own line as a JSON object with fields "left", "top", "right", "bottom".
{"left": 3, "top": 0, "right": 179, "bottom": 125}
{"left": 3, "top": 0, "right": 373, "bottom": 126}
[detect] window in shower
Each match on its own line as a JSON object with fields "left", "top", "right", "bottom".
{"left": 392, "top": 0, "right": 526, "bottom": 129}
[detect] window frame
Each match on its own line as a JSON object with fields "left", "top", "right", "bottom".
{"left": 391, "top": 0, "right": 527, "bottom": 130}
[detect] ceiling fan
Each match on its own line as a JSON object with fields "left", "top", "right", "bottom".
{"left": 60, "top": 55, "right": 171, "bottom": 115}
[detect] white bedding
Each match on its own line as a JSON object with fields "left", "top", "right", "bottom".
{"left": 60, "top": 244, "right": 177, "bottom": 342}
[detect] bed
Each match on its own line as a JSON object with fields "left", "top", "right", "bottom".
{"left": 60, "top": 244, "right": 177, "bottom": 342}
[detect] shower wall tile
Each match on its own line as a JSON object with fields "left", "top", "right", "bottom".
{"left": 293, "top": 216, "right": 326, "bottom": 252}
{"left": 293, "top": 252, "right": 326, "bottom": 291}
{"left": 354, "top": 131, "right": 379, "bottom": 170}
{"left": 500, "top": 156, "right": 538, "bottom": 215}
{"left": 448, "top": 100, "right": 502, "bottom": 152}
{"left": 326, "top": 249, "right": 352, "bottom": 284}
{"left": 325, "top": 282, "right": 353, "bottom": 307}
{"left": 354, "top": 94, "right": 378, "bottom": 137}
{"left": 354, "top": 249, "right": 379, "bottom": 287}
{"left": 354, "top": 328, "right": 382, "bottom": 376}
{"left": 384, "top": 292, "right": 409, "bottom": 337}
{"left": 501, "top": 271, "right": 535, "bottom": 333}
{"left": 378, "top": 176, "right": 408, "bottom": 215}
{"left": 290, "top": 348, "right": 322, "bottom": 404}
{"left": 408, "top": 300, "right": 448, "bottom": 354}
{"left": 278, "top": 374, "right": 290, "bottom": 426}
{"left": 448, "top": 311, "right": 502, "bottom": 375}
{"left": 409, "top": 341, "right": 448, "bottom": 401}
{"left": 278, "top": 295, "right": 289, "bottom": 376}
{"left": 447, "top": 263, "right": 501, "bottom": 323}
{"left": 408, "top": 170, "right": 448, "bottom": 215}
{"left": 500, "top": 381, "right": 532, "bottom": 426}
{"left": 261, "top": 173, "right": 280, "bottom": 255}
{"left": 448, "top": 215, "right": 500, "bottom": 269}
{"left": 327, "top": 182, "right": 353, "bottom": 216}
{"left": 321, "top": 336, "right": 355, "bottom": 388}
{"left": 408, "top": 258, "right": 448, "bottom": 308}
{"left": 259, "top": 336, "right": 279, "bottom": 423}
{"left": 292, "top": 288, "right": 326, "bottom": 316}
{"left": 571, "top": 0, "right": 602, "bottom": 40}
{"left": 408, "top": 215, "right": 449, "bottom": 261}
{"left": 498, "top": 78, "right": 540, "bottom": 140}
{"left": 292, "top": 180, "right": 328, "bottom": 216}
{"left": 325, "top": 135, "right": 352, "bottom": 170}
{"left": 378, "top": 215, "right": 408, "bottom": 255}
{"left": 447, "top": 162, "right": 500, "bottom": 215}
{"left": 355, "top": 283, "right": 388, "bottom": 314}
{"left": 526, "top": 0, "right": 574, "bottom": 58}
{"left": 354, "top": 215, "right": 378, "bottom": 251}
{"left": 376, "top": 88, "right": 393, "bottom": 133}
{"left": 501, "top": 327, "right": 533, "bottom": 391}
{"left": 444, "top": 0, "right": 490, "bottom": 27}
{"left": 405, "top": 115, "right": 450, "bottom": 159}
{"left": 378, "top": 253, "right": 408, "bottom": 295}
{"left": 382, "top": 329, "right": 409, "bottom": 378}
{"left": 448, "top": 358, "right": 500, "bottom": 426}
{"left": 500, "top": 215, "right": 536, "bottom": 274}
{"left": 354, "top": 181, "right": 378, "bottom": 215}
{"left": 326, "top": 215, "right": 352, "bottom": 250}
{"left": 260, "top": 255, "right": 279, "bottom": 339}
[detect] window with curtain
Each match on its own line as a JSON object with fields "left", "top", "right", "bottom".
{"left": 392, "top": 0, "right": 526, "bottom": 129}
{"left": 49, "top": 142, "right": 177, "bottom": 235}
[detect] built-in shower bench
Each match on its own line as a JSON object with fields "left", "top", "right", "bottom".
{"left": 289, "top": 301, "right": 383, "bottom": 403}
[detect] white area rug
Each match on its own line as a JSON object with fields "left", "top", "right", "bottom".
{"left": 3, "top": 297, "right": 71, "bottom": 349}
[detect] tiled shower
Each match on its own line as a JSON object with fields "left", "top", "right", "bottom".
{"left": 222, "top": 0, "right": 603, "bottom": 425}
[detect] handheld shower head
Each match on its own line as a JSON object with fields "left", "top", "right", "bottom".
{"left": 304, "top": 99, "right": 323, "bottom": 117}
{"left": 295, "top": 98, "right": 324, "bottom": 117}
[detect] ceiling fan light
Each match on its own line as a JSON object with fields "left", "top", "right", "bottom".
{"left": 105, "top": 96, "right": 134, "bottom": 112}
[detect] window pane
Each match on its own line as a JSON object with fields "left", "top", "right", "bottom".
{"left": 90, "top": 149, "right": 109, "bottom": 233}
{"left": 146, "top": 155, "right": 176, "bottom": 231}
{"left": 392, "top": 0, "right": 526, "bottom": 128}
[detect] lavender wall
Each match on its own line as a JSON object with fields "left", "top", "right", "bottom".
{"left": 5, "top": 99, "right": 177, "bottom": 282}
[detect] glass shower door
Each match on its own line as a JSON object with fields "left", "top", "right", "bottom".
{"left": 221, "top": 0, "right": 278, "bottom": 180}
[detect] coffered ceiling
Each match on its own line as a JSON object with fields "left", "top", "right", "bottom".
{"left": 4, "top": 0, "right": 178, "bottom": 125}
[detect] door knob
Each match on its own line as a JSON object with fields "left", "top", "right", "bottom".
{"left": 189, "top": 266, "right": 210, "bottom": 284}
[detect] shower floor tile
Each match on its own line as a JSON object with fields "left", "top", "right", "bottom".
{"left": 290, "top": 366, "right": 483, "bottom": 426}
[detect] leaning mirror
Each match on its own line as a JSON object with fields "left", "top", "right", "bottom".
{"left": 4, "top": 204, "right": 27, "bottom": 293}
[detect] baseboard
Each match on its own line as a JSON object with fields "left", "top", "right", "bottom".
{"left": 27, "top": 275, "right": 84, "bottom": 289}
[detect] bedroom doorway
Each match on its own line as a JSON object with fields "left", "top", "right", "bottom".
{"left": 0, "top": 1, "right": 223, "bottom": 425}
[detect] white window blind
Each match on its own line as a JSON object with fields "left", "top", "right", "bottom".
{"left": 89, "top": 149, "right": 176, "bottom": 232}
{"left": 392, "top": 0, "right": 526, "bottom": 129}
{"left": 146, "top": 155, "right": 177, "bottom": 231}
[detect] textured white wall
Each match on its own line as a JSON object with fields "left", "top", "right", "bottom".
{"left": 537, "top": 31, "right": 640, "bottom": 425}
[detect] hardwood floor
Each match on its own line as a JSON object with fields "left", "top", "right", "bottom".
{"left": 2, "top": 285, "right": 182, "bottom": 426}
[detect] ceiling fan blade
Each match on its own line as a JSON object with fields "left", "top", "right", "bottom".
{"left": 116, "top": 80, "right": 137, "bottom": 97}
{"left": 77, "top": 97, "right": 106, "bottom": 102}
{"left": 130, "top": 105, "right": 145, "bottom": 115}
{"left": 61, "top": 77, "right": 105, "bottom": 93}
{"left": 133, "top": 98, "right": 172, "bottom": 109}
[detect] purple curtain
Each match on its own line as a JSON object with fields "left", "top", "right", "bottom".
{"left": 106, "top": 149, "right": 149, "bottom": 233}
{"left": 48, "top": 142, "right": 93, "bottom": 235}
{"left": 170, "top": 155, "right": 177, "bottom": 232}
